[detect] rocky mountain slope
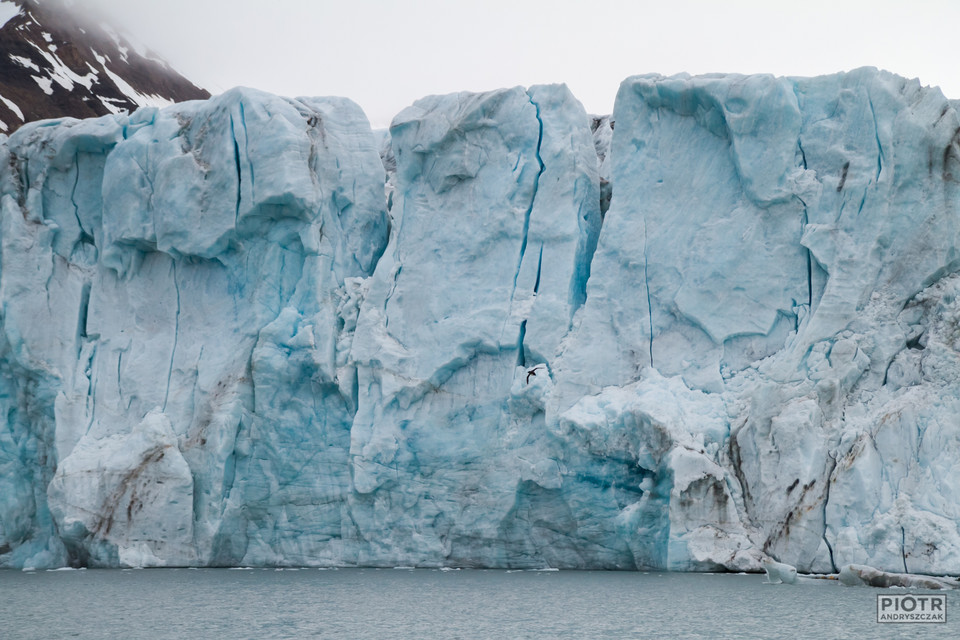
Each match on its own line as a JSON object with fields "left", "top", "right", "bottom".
{"left": 0, "top": 0, "right": 208, "bottom": 133}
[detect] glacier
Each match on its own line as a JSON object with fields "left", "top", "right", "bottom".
{"left": 2, "top": 67, "right": 960, "bottom": 573}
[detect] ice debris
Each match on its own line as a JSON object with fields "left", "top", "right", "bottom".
{"left": 762, "top": 558, "right": 798, "bottom": 585}
{"left": 839, "top": 564, "right": 959, "bottom": 590}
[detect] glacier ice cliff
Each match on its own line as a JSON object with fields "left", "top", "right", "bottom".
{"left": 2, "top": 68, "right": 960, "bottom": 573}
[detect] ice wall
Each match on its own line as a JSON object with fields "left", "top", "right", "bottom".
{"left": 2, "top": 68, "right": 959, "bottom": 573}
{"left": 0, "top": 88, "right": 390, "bottom": 568}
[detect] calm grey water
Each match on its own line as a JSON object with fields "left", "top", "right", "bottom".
{"left": 0, "top": 568, "right": 956, "bottom": 639}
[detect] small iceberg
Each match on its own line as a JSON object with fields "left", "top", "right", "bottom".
{"left": 838, "top": 564, "right": 959, "bottom": 590}
{"left": 762, "top": 558, "right": 798, "bottom": 585}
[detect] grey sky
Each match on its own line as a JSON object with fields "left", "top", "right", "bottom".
{"left": 81, "top": 0, "right": 960, "bottom": 128}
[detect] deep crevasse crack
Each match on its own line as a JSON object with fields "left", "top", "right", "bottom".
{"left": 230, "top": 114, "right": 242, "bottom": 224}
{"left": 867, "top": 94, "right": 884, "bottom": 182}
{"left": 642, "top": 222, "right": 654, "bottom": 368}
{"left": 508, "top": 93, "right": 546, "bottom": 363}
{"left": 163, "top": 259, "right": 181, "bottom": 413}
{"left": 511, "top": 93, "right": 545, "bottom": 299}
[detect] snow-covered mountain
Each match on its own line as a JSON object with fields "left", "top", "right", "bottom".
{"left": 0, "top": 0, "right": 208, "bottom": 133}
{"left": 1, "top": 68, "right": 959, "bottom": 574}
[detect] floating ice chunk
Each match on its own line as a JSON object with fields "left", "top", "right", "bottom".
{"left": 762, "top": 558, "right": 798, "bottom": 584}
{"left": 838, "top": 564, "right": 959, "bottom": 589}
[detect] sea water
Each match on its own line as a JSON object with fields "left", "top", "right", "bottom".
{"left": 1, "top": 569, "right": 956, "bottom": 639}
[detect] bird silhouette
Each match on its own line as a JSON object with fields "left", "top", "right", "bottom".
{"left": 526, "top": 365, "right": 544, "bottom": 384}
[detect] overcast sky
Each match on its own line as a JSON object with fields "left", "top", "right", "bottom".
{"left": 81, "top": 0, "right": 960, "bottom": 128}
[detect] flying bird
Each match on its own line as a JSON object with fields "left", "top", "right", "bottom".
{"left": 526, "top": 365, "right": 545, "bottom": 384}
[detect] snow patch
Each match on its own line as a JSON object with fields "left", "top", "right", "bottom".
{"left": 31, "top": 75, "right": 53, "bottom": 95}
{"left": 94, "top": 95, "right": 125, "bottom": 115}
{"left": 0, "top": 93, "right": 24, "bottom": 120}
{"left": 92, "top": 49, "right": 174, "bottom": 110}
{"left": 99, "top": 21, "right": 168, "bottom": 69}
{"left": 9, "top": 54, "right": 39, "bottom": 72}
{"left": 0, "top": 0, "right": 20, "bottom": 29}
{"left": 27, "top": 41, "right": 98, "bottom": 92}
{"left": 99, "top": 23, "right": 128, "bottom": 62}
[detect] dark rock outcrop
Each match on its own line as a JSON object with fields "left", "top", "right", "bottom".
{"left": 0, "top": 0, "right": 208, "bottom": 132}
